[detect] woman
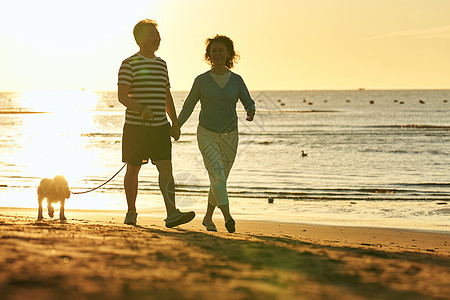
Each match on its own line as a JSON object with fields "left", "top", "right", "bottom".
{"left": 178, "top": 35, "right": 255, "bottom": 233}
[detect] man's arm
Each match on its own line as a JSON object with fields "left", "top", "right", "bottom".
{"left": 165, "top": 89, "right": 180, "bottom": 140}
{"left": 165, "top": 89, "right": 178, "bottom": 125}
{"left": 118, "top": 84, "right": 153, "bottom": 119}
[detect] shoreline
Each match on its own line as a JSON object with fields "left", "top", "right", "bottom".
{"left": 1, "top": 186, "right": 449, "bottom": 233}
{"left": 1, "top": 207, "right": 449, "bottom": 299}
{"left": 1, "top": 182, "right": 450, "bottom": 231}
{"left": 2, "top": 207, "right": 449, "bottom": 256}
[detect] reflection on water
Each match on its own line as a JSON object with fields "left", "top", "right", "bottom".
{"left": 0, "top": 188, "right": 129, "bottom": 212}
{"left": 19, "top": 90, "right": 98, "bottom": 112}
{"left": 9, "top": 90, "right": 102, "bottom": 185}
{"left": 0, "top": 89, "right": 449, "bottom": 231}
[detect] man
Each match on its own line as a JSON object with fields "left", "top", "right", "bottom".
{"left": 117, "top": 19, "right": 194, "bottom": 227}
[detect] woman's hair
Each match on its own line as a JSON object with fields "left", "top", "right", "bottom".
{"left": 204, "top": 35, "right": 240, "bottom": 69}
{"left": 133, "top": 19, "right": 158, "bottom": 46}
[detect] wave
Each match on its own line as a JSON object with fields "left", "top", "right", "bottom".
{"left": 251, "top": 110, "right": 341, "bottom": 114}
{"left": 0, "top": 109, "right": 47, "bottom": 114}
{"left": 171, "top": 184, "right": 450, "bottom": 201}
{"left": 397, "top": 182, "right": 450, "bottom": 187}
{"left": 4, "top": 179, "right": 449, "bottom": 202}
{"left": 80, "top": 132, "right": 122, "bottom": 138}
{"left": 361, "top": 148, "right": 450, "bottom": 156}
{"left": 368, "top": 124, "right": 450, "bottom": 130}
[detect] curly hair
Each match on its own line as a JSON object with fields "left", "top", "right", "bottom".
{"left": 204, "top": 35, "right": 240, "bottom": 69}
{"left": 133, "top": 19, "right": 158, "bottom": 46}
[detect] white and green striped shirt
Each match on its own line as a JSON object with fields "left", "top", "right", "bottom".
{"left": 118, "top": 53, "right": 170, "bottom": 127}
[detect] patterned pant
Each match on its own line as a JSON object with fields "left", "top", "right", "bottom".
{"left": 197, "top": 125, "right": 238, "bottom": 207}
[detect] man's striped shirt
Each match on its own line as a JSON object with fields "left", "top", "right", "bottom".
{"left": 118, "top": 53, "right": 170, "bottom": 127}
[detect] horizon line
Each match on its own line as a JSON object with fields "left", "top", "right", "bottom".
{"left": 1, "top": 87, "right": 450, "bottom": 93}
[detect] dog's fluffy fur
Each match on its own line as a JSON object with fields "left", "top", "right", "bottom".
{"left": 37, "top": 175, "right": 71, "bottom": 221}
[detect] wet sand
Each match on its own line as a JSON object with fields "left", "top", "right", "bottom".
{"left": 0, "top": 208, "right": 449, "bottom": 300}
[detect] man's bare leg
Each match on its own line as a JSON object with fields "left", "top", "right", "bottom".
{"left": 124, "top": 164, "right": 141, "bottom": 212}
{"left": 154, "top": 160, "right": 177, "bottom": 217}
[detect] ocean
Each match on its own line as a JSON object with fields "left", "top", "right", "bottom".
{"left": 1, "top": 89, "right": 449, "bottom": 231}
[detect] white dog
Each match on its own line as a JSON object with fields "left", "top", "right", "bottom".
{"left": 37, "top": 175, "right": 71, "bottom": 221}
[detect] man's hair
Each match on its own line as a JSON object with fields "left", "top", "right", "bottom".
{"left": 204, "top": 35, "right": 240, "bottom": 69}
{"left": 133, "top": 19, "right": 158, "bottom": 46}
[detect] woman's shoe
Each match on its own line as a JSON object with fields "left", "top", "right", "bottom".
{"left": 202, "top": 218, "right": 217, "bottom": 232}
{"left": 225, "top": 218, "right": 235, "bottom": 233}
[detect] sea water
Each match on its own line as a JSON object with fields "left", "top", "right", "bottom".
{"left": 0, "top": 90, "right": 449, "bottom": 231}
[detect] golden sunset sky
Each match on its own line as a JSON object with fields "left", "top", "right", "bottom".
{"left": 1, "top": 0, "right": 449, "bottom": 91}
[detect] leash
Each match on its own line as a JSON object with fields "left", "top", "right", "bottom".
{"left": 72, "top": 164, "right": 127, "bottom": 195}
{"left": 72, "top": 117, "right": 154, "bottom": 195}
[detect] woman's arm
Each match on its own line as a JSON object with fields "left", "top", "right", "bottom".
{"left": 178, "top": 77, "right": 201, "bottom": 127}
{"left": 238, "top": 76, "right": 256, "bottom": 121}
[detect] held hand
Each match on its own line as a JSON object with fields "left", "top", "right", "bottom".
{"left": 140, "top": 106, "right": 154, "bottom": 120}
{"left": 170, "top": 124, "right": 181, "bottom": 141}
{"left": 246, "top": 108, "right": 255, "bottom": 121}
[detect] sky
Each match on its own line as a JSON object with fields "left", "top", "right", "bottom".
{"left": 0, "top": 0, "right": 450, "bottom": 91}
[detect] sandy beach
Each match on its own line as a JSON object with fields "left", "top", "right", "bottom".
{"left": 0, "top": 207, "right": 448, "bottom": 300}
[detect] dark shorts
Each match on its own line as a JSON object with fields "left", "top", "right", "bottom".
{"left": 122, "top": 123, "right": 171, "bottom": 166}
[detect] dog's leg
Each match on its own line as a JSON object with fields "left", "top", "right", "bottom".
{"left": 47, "top": 202, "right": 54, "bottom": 218}
{"left": 37, "top": 195, "right": 44, "bottom": 220}
{"left": 59, "top": 199, "right": 67, "bottom": 221}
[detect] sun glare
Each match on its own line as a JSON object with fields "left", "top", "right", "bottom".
{"left": 11, "top": 90, "right": 103, "bottom": 185}
{"left": 19, "top": 90, "right": 98, "bottom": 113}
